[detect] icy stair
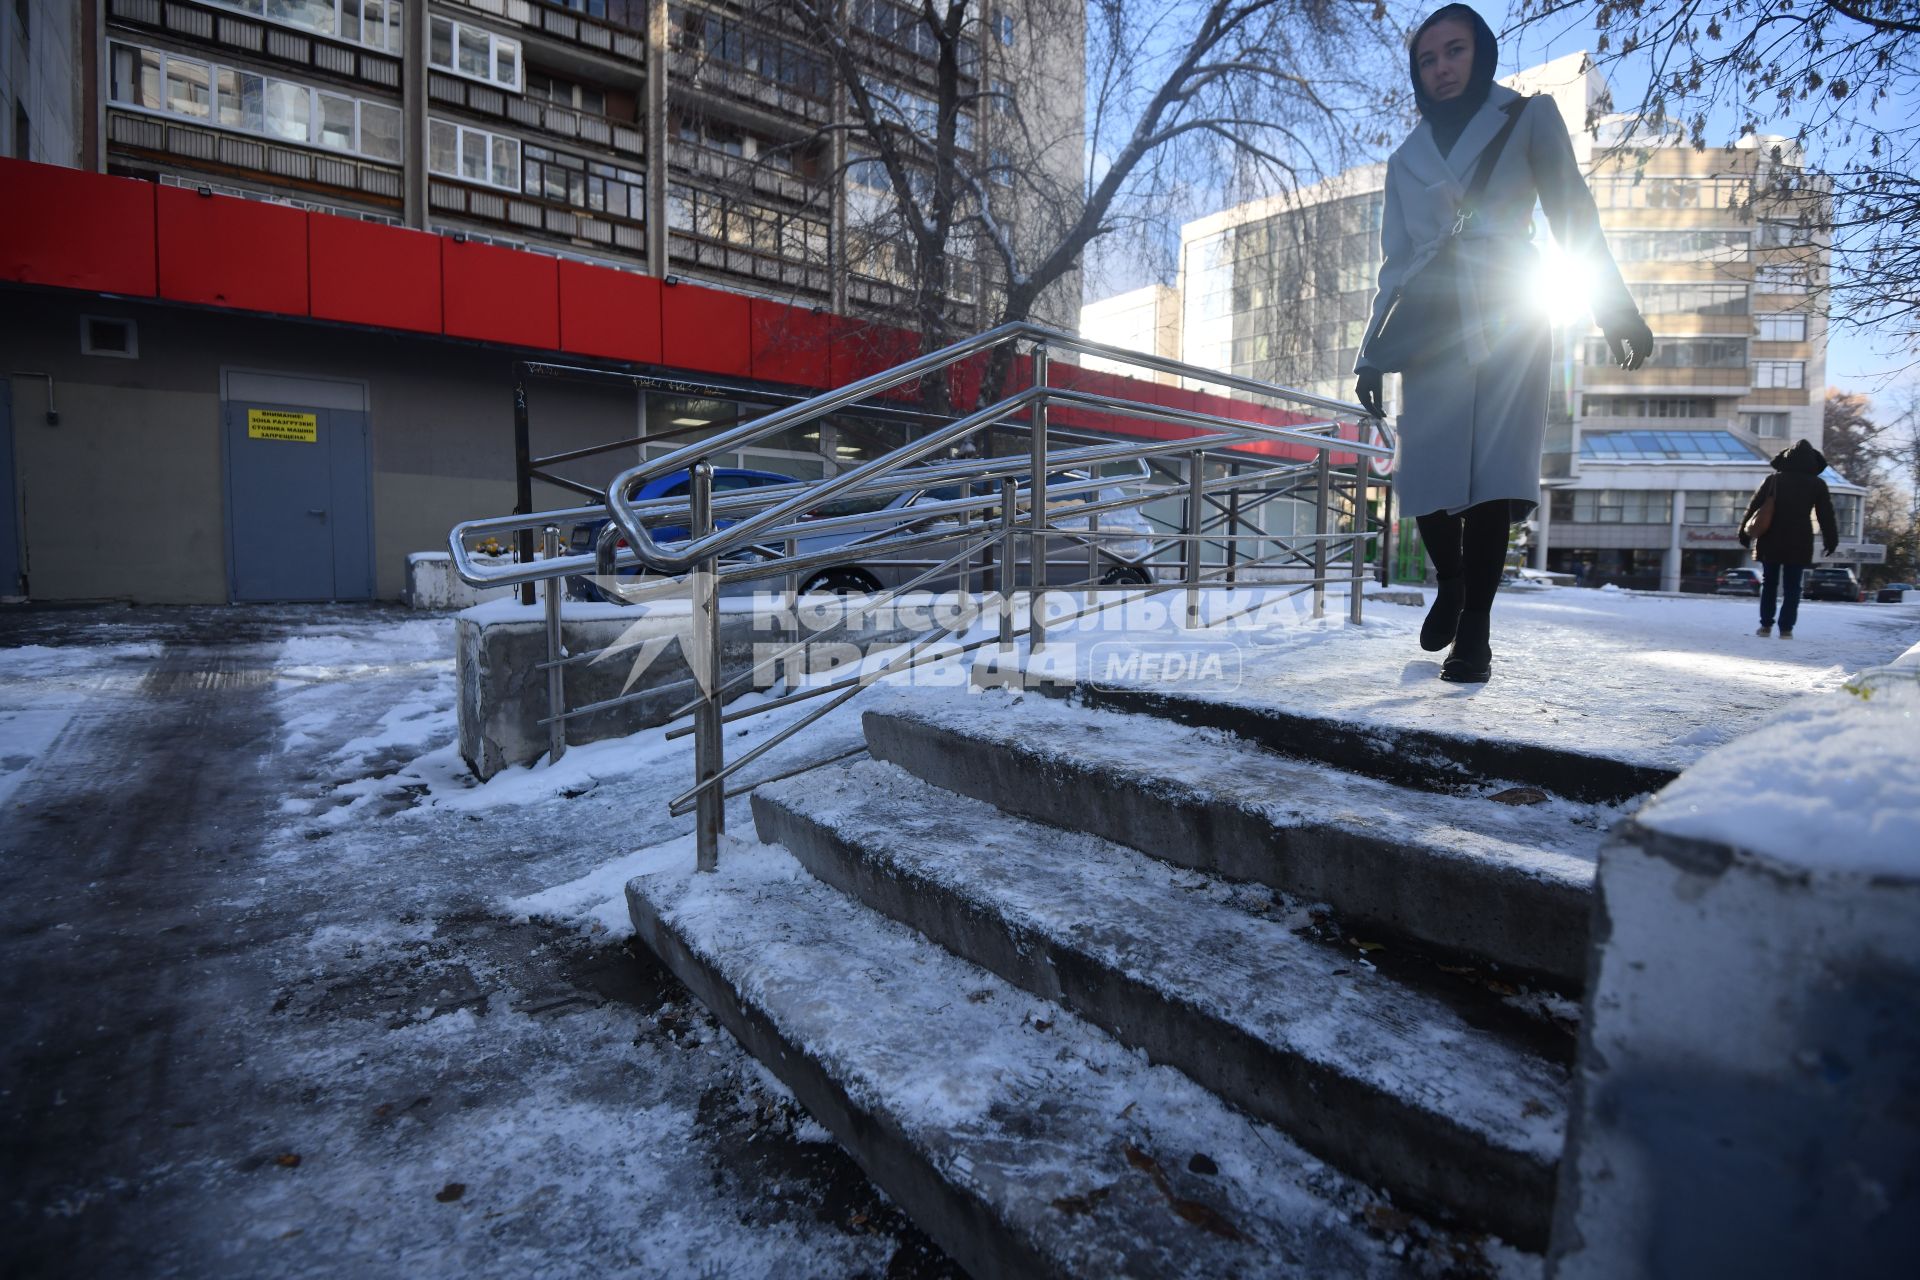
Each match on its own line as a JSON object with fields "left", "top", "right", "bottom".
{"left": 627, "top": 687, "right": 1632, "bottom": 1274}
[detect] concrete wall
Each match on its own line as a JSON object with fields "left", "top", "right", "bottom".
{"left": 0, "top": 290, "right": 643, "bottom": 602}
{"left": 2, "top": 0, "right": 83, "bottom": 167}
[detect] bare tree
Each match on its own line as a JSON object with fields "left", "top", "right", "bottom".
{"left": 1509, "top": 1, "right": 1920, "bottom": 355}
{"left": 698, "top": 0, "right": 1406, "bottom": 409}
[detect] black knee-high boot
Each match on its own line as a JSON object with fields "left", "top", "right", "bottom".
{"left": 1415, "top": 510, "right": 1465, "bottom": 651}
{"left": 1441, "top": 502, "right": 1509, "bottom": 682}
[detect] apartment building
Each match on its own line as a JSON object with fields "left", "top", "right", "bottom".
{"left": 1083, "top": 53, "right": 1868, "bottom": 591}
{"left": 1, "top": 2, "right": 1086, "bottom": 603}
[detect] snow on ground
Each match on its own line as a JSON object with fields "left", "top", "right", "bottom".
{"left": 1635, "top": 640, "right": 1920, "bottom": 876}
{"left": 2, "top": 584, "right": 1912, "bottom": 1276}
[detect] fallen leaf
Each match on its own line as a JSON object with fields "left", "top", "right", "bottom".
{"left": 1051, "top": 1185, "right": 1114, "bottom": 1215}
{"left": 1489, "top": 786, "right": 1549, "bottom": 806}
{"left": 966, "top": 989, "right": 993, "bottom": 1004}
{"left": 1521, "top": 1097, "right": 1552, "bottom": 1118}
{"left": 1353, "top": 940, "right": 1385, "bottom": 954}
{"left": 274, "top": 1153, "right": 302, "bottom": 1169}
{"left": 1171, "top": 1194, "right": 1248, "bottom": 1242}
{"left": 1365, "top": 1203, "right": 1416, "bottom": 1234}
{"left": 1124, "top": 1143, "right": 1158, "bottom": 1174}
{"left": 436, "top": 1183, "right": 466, "bottom": 1203}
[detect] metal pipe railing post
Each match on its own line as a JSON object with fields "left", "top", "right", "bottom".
{"left": 1185, "top": 451, "right": 1205, "bottom": 629}
{"left": 514, "top": 371, "right": 536, "bottom": 606}
{"left": 1087, "top": 509, "right": 1100, "bottom": 586}
{"left": 998, "top": 476, "right": 1017, "bottom": 651}
{"left": 691, "top": 462, "right": 724, "bottom": 872}
{"left": 1313, "top": 449, "right": 1331, "bottom": 620}
{"left": 1350, "top": 447, "right": 1368, "bottom": 626}
{"left": 1028, "top": 345, "right": 1050, "bottom": 652}
{"left": 1226, "top": 461, "right": 1241, "bottom": 585}
{"left": 542, "top": 525, "right": 568, "bottom": 765}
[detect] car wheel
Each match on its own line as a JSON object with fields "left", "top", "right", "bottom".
{"left": 800, "top": 567, "right": 883, "bottom": 596}
{"left": 1099, "top": 565, "right": 1153, "bottom": 586}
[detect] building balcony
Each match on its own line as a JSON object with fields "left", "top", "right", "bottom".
{"left": 669, "top": 140, "right": 819, "bottom": 208}
{"left": 429, "top": 72, "right": 644, "bottom": 159}
{"left": 666, "top": 231, "right": 830, "bottom": 298}
{"left": 669, "top": 52, "right": 832, "bottom": 126}
{"left": 107, "top": 0, "right": 402, "bottom": 92}
{"left": 108, "top": 106, "right": 404, "bottom": 204}
{"left": 447, "top": 0, "right": 647, "bottom": 63}
{"left": 1582, "top": 367, "right": 1752, "bottom": 394}
{"left": 429, "top": 175, "right": 648, "bottom": 255}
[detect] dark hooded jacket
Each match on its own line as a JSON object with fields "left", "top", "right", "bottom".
{"left": 1743, "top": 439, "right": 1839, "bottom": 566}
{"left": 1410, "top": 4, "right": 1499, "bottom": 157}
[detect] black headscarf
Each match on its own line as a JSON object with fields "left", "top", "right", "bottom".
{"left": 1771, "top": 439, "right": 1827, "bottom": 476}
{"left": 1410, "top": 4, "right": 1499, "bottom": 158}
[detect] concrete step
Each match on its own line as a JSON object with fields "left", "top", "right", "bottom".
{"left": 991, "top": 666, "right": 1677, "bottom": 805}
{"left": 752, "top": 759, "right": 1570, "bottom": 1250}
{"left": 865, "top": 690, "right": 1605, "bottom": 989}
{"left": 626, "top": 840, "right": 1508, "bottom": 1279}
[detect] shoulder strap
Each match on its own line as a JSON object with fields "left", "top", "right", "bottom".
{"left": 1459, "top": 96, "right": 1533, "bottom": 213}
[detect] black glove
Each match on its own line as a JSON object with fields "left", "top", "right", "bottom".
{"left": 1602, "top": 310, "right": 1655, "bottom": 371}
{"left": 1354, "top": 366, "right": 1385, "bottom": 419}
{"left": 1824, "top": 541, "right": 1839, "bottom": 558}
{"left": 1738, "top": 531, "right": 1752, "bottom": 549}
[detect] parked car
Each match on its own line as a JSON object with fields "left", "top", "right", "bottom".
{"left": 1803, "top": 566, "right": 1861, "bottom": 602}
{"left": 1716, "top": 567, "right": 1762, "bottom": 596}
{"left": 1876, "top": 582, "right": 1913, "bottom": 603}
{"left": 785, "top": 467, "right": 1158, "bottom": 595}
{"left": 569, "top": 467, "right": 799, "bottom": 600}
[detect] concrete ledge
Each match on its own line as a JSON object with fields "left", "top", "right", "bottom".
{"left": 862, "top": 699, "right": 1597, "bottom": 989}
{"left": 405, "top": 551, "right": 515, "bottom": 610}
{"left": 1550, "top": 664, "right": 1920, "bottom": 1277}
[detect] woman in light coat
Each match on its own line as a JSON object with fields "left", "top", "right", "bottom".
{"left": 1354, "top": 4, "right": 1653, "bottom": 682}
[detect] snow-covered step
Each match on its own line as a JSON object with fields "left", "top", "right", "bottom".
{"left": 751, "top": 760, "right": 1569, "bottom": 1250}
{"left": 864, "top": 691, "right": 1604, "bottom": 988}
{"left": 627, "top": 840, "right": 1520, "bottom": 1279}
{"left": 998, "top": 669, "right": 1677, "bottom": 805}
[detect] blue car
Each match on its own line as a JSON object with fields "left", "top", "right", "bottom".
{"left": 569, "top": 467, "right": 797, "bottom": 599}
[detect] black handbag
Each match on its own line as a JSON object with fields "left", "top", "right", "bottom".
{"left": 1361, "top": 98, "right": 1532, "bottom": 373}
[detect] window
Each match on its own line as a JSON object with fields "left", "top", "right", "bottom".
{"left": 1607, "top": 229, "right": 1750, "bottom": 263}
{"left": 208, "top": 0, "right": 400, "bottom": 53}
{"left": 527, "top": 71, "right": 608, "bottom": 117}
{"left": 1580, "top": 431, "right": 1759, "bottom": 463}
{"left": 678, "top": 7, "right": 830, "bottom": 99}
{"left": 1627, "top": 282, "right": 1748, "bottom": 317}
{"left": 1584, "top": 336, "right": 1746, "bottom": 370}
{"left": 1755, "top": 312, "right": 1806, "bottom": 342}
{"left": 666, "top": 183, "right": 827, "bottom": 260}
{"left": 990, "top": 78, "right": 1014, "bottom": 117}
{"left": 1834, "top": 493, "right": 1862, "bottom": 539}
{"left": 108, "top": 40, "right": 401, "bottom": 162}
{"left": 1753, "top": 360, "right": 1805, "bottom": 390}
{"left": 994, "top": 8, "right": 1015, "bottom": 45}
{"left": 1683, "top": 491, "right": 1748, "bottom": 524}
{"left": 1754, "top": 262, "right": 1813, "bottom": 290}
{"left": 429, "top": 16, "right": 523, "bottom": 92}
{"left": 1583, "top": 397, "right": 1716, "bottom": 419}
{"left": 1549, "top": 489, "right": 1674, "bottom": 524}
{"left": 80, "top": 316, "right": 138, "bottom": 358}
{"left": 522, "top": 145, "right": 644, "bottom": 220}
{"left": 1743, "top": 411, "right": 1790, "bottom": 439}
{"left": 1757, "top": 220, "right": 1812, "bottom": 248}
{"left": 427, "top": 117, "right": 520, "bottom": 190}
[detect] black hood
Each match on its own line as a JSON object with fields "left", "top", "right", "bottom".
{"left": 1410, "top": 4, "right": 1499, "bottom": 155}
{"left": 1771, "top": 439, "right": 1827, "bottom": 475}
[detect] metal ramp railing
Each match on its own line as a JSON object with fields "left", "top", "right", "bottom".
{"left": 450, "top": 321, "right": 1394, "bottom": 869}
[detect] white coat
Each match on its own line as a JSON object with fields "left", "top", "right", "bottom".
{"left": 1362, "top": 83, "right": 1634, "bottom": 518}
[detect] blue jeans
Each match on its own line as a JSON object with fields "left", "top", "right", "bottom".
{"left": 1761, "top": 562, "right": 1805, "bottom": 630}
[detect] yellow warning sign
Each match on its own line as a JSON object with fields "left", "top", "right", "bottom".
{"left": 247, "top": 409, "right": 319, "bottom": 443}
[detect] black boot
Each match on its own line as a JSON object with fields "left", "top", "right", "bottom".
{"left": 1440, "top": 610, "right": 1492, "bottom": 683}
{"left": 1421, "top": 575, "right": 1465, "bottom": 652}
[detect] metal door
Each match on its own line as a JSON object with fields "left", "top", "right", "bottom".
{"left": 0, "top": 381, "right": 18, "bottom": 596}
{"left": 224, "top": 401, "right": 372, "bottom": 601}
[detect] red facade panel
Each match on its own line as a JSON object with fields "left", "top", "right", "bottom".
{"left": 308, "top": 216, "right": 442, "bottom": 334}
{"left": 661, "top": 281, "right": 752, "bottom": 376}
{"left": 748, "top": 298, "right": 832, "bottom": 386}
{"left": 829, "top": 320, "right": 922, "bottom": 399}
{"left": 0, "top": 160, "right": 158, "bottom": 297}
{"left": 156, "top": 185, "right": 309, "bottom": 314}
{"left": 442, "top": 238, "right": 560, "bottom": 350}
{"left": 558, "top": 260, "right": 662, "bottom": 364}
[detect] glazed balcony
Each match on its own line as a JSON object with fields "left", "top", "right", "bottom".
{"left": 445, "top": 0, "right": 647, "bottom": 62}
{"left": 428, "top": 175, "right": 649, "bottom": 255}
{"left": 107, "top": 106, "right": 404, "bottom": 203}
{"left": 107, "top": 0, "right": 403, "bottom": 91}
{"left": 428, "top": 72, "right": 645, "bottom": 159}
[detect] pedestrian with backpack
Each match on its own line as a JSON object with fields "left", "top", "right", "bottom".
{"left": 1352, "top": 4, "right": 1654, "bottom": 682}
{"left": 1739, "top": 439, "right": 1839, "bottom": 638}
